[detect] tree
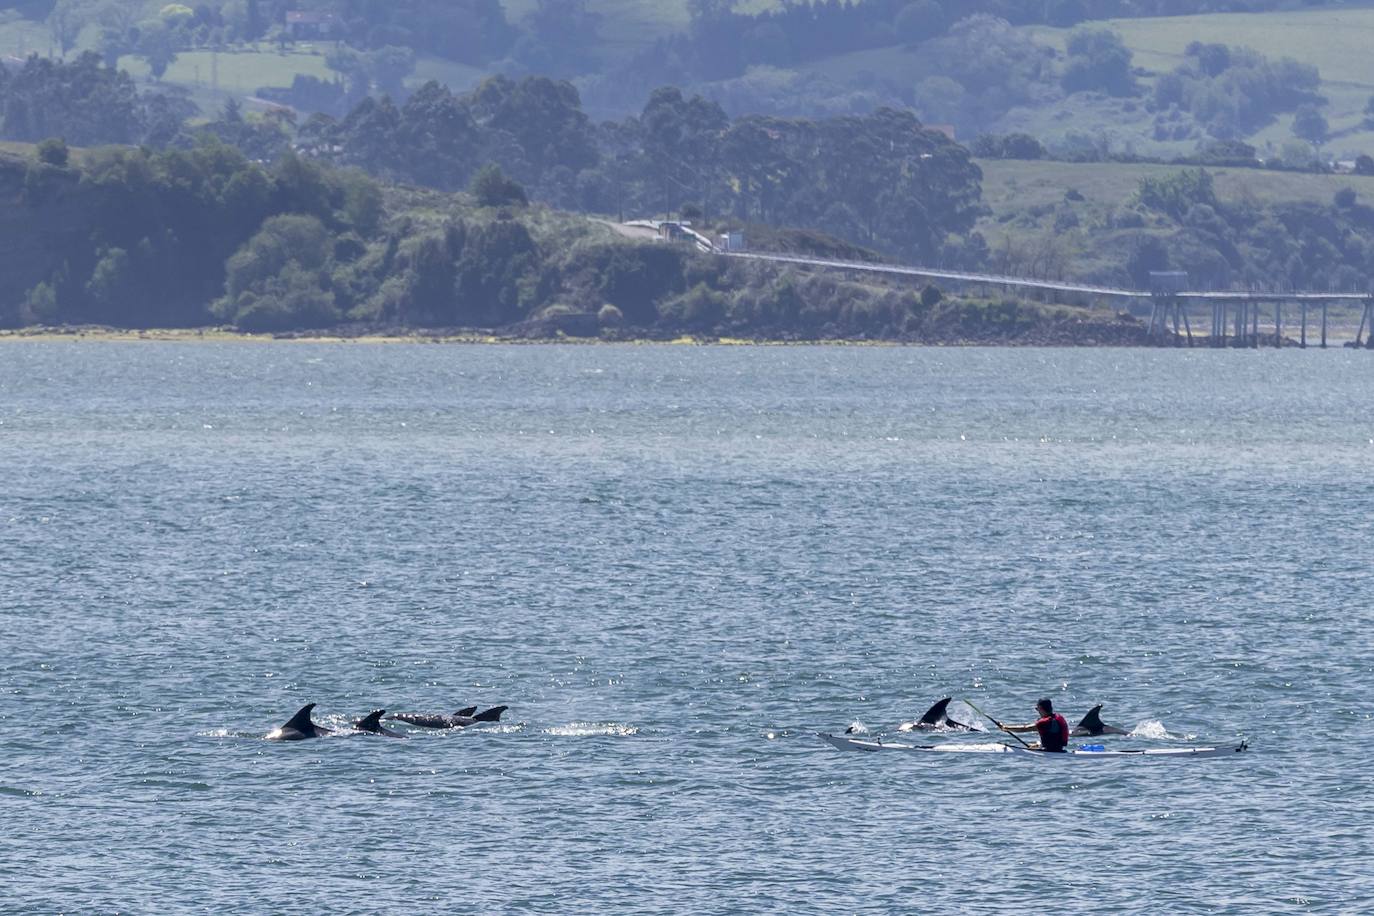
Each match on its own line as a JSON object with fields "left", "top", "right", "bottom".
{"left": 453, "top": 219, "right": 541, "bottom": 326}
{"left": 47, "top": 0, "right": 90, "bottom": 58}
{"left": 37, "top": 137, "right": 69, "bottom": 167}
{"left": 469, "top": 163, "right": 527, "bottom": 207}
{"left": 370, "top": 46, "right": 416, "bottom": 99}
{"left": 0, "top": 54, "right": 147, "bottom": 146}
{"left": 894, "top": 0, "right": 943, "bottom": 44}
{"left": 1292, "top": 103, "right": 1329, "bottom": 146}
{"left": 1062, "top": 27, "right": 1137, "bottom": 97}
{"left": 138, "top": 20, "right": 179, "bottom": 80}
{"left": 1126, "top": 235, "right": 1170, "bottom": 289}
{"left": 245, "top": 0, "right": 263, "bottom": 41}
{"left": 1137, "top": 169, "right": 1217, "bottom": 220}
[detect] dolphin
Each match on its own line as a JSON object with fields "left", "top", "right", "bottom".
{"left": 386, "top": 705, "right": 508, "bottom": 729}
{"left": 354, "top": 709, "right": 407, "bottom": 739}
{"left": 266, "top": 703, "right": 333, "bottom": 740}
{"left": 1071, "top": 704, "right": 1130, "bottom": 737}
{"left": 897, "top": 697, "right": 975, "bottom": 732}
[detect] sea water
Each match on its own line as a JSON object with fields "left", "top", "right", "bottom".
{"left": 1, "top": 342, "right": 1371, "bottom": 913}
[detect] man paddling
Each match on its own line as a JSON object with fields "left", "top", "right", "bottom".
{"left": 1002, "top": 698, "right": 1070, "bottom": 752}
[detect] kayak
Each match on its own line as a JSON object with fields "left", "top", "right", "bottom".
{"left": 818, "top": 732, "right": 1247, "bottom": 759}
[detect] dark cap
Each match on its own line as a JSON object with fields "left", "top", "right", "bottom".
{"left": 1036, "top": 697, "right": 1053, "bottom": 714}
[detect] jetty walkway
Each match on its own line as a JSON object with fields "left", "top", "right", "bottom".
{"left": 625, "top": 220, "right": 1374, "bottom": 348}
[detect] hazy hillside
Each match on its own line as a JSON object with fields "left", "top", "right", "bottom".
{"left": 6, "top": 2, "right": 1371, "bottom": 160}
{"left": 6, "top": 0, "right": 1374, "bottom": 339}
{"left": 1025, "top": 8, "right": 1374, "bottom": 161}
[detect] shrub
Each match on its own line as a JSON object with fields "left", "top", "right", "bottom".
{"left": 470, "top": 163, "right": 528, "bottom": 208}
{"left": 36, "top": 138, "right": 69, "bottom": 167}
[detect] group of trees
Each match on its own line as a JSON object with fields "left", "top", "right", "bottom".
{"left": 1151, "top": 42, "right": 1322, "bottom": 142}
{"left": 1, "top": 140, "right": 384, "bottom": 329}
{"left": 302, "top": 78, "right": 983, "bottom": 264}
{"left": 0, "top": 138, "right": 978, "bottom": 341}
{"left": 1122, "top": 168, "right": 1374, "bottom": 293}
{"left": 1, "top": 51, "right": 983, "bottom": 265}
{"left": 0, "top": 52, "right": 193, "bottom": 146}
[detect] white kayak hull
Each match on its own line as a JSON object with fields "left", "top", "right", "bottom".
{"left": 818, "top": 732, "right": 1247, "bottom": 759}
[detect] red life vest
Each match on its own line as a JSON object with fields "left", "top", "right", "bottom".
{"left": 1036, "top": 713, "right": 1069, "bottom": 752}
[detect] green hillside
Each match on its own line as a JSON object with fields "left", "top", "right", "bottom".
{"left": 972, "top": 158, "right": 1374, "bottom": 331}
{"left": 978, "top": 159, "right": 1374, "bottom": 216}
{"left": 783, "top": 6, "right": 1374, "bottom": 159}
{"left": 1027, "top": 7, "right": 1374, "bottom": 159}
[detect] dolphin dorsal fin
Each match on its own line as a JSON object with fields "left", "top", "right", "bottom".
{"left": 283, "top": 703, "right": 317, "bottom": 731}
{"left": 357, "top": 710, "right": 386, "bottom": 731}
{"left": 454, "top": 706, "right": 478, "bottom": 717}
{"left": 1077, "top": 705, "right": 1106, "bottom": 734}
{"left": 472, "top": 705, "right": 508, "bottom": 722}
{"left": 919, "top": 697, "right": 953, "bottom": 726}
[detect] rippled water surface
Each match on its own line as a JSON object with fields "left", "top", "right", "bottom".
{"left": 1, "top": 342, "right": 1372, "bottom": 913}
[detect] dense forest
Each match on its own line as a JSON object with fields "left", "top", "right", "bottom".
{"left": 3, "top": 138, "right": 1101, "bottom": 342}
{"left": 2, "top": 55, "right": 985, "bottom": 264}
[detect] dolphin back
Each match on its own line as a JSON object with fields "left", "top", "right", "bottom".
{"left": 283, "top": 703, "right": 317, "bottom": 732}
{"left": 356, "top": 710, "right": 387, "bottom": 732}
{"left": 1076, "top": 704, "right": 1107, "bottom": 735}
{"left": 918, "top": 697, "right": 953, "bottom": 726}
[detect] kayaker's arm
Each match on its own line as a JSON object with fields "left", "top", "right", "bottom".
{"left": 1001, "top": 721, "right": 1038, "bottom": 733}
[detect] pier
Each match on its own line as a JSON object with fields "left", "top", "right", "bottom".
{"left": 630, "top": 221, "right": 1374, "bottom": 348}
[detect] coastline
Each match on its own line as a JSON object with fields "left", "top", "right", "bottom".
{"left": 0, "top": 322, "right": 1364, "bottom": 347}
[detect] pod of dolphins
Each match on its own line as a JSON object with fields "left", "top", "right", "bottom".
{"left": 266, "top": 702, "right": 509, "bottom": 740}
{"left": 265, "top": 696, "right": 1127, "bottom": 742}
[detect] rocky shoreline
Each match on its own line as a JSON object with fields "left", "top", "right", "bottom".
{"left": 2, "top": 316, "right": 1368, "bottom": 348}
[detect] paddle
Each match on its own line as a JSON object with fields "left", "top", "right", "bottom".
{"left": 962, "top": 698, "right": 1034, "bottom": 749}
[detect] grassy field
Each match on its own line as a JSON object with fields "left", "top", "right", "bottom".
{"left": 1026, "top": 5, "right": 1374, "bottom": 158}
{"left": 0, "top": 16, "right": 50, "bottom": 59}
{"left": 1028, "top": 6, "right": 1374, "bottom": 86}
{"left": 0, "top": 139, "right": 36, "bottom": 159}
{"left": 978, "top": 158, "right": 1374, "bottom": 217}
{"left": 793, "top": 5, "right": 1374, "bottom": 158}
{"left": 117, "top": 47, "right": 333, "bottom": 91}
{"left": 1, "top": 138, "right": 98, "bottom": 167}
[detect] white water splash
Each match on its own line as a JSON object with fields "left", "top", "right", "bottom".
{"left": 1129, "top": 720, "right": 1195, "bottom": 740}
{"left": 845, "top": 720, "right": 869, "bottom": 735}
{"left": 544, "top": 722, "right": 638, "bottom": 738}
{"left": 935, "top": 742, "right": 1009, "bottom": 753}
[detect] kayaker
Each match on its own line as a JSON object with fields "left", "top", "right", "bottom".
{"left": 1002, "top": 698, "right": 1069, "bottom": 752}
